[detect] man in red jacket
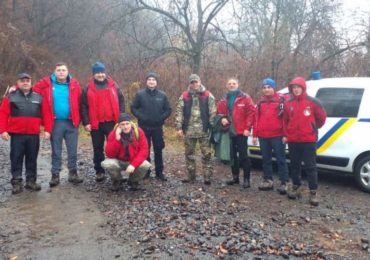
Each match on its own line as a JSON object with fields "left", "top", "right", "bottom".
{"left": 81, "top": 62, "right": 125, "bottom": 183}
{"left": 283, "top": 77, "right": 326, "bottom": 206}
{"left": 253, "top": 78, "right": 289, "bottom": 194}
{"left": 101, "top": 113, "right": 150, "bottom": 191}
{"left": 32, "top": 62, "right": 83, "bottom": 187}
{"left": 0, "top": 73, "right": 52, "bottom": 194}
{"left": 217, "top": 78, "right": 256, "bottom": 188}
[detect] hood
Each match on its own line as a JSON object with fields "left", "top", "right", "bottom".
{"left": 187, "top": 84, "right": 206, "bottom": 94}
{"left": 288, "top": 77, "right": 306, "bottom": 94}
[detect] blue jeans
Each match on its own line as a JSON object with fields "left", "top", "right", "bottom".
{"left": 259, "top": 137, "right": 289, "bottom": 183}
{"left": 50, "top": 120, "right": 79, "bottom": 176}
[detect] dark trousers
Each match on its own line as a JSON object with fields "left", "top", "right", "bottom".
{"left": 91, "top": 121, "right": 116, "bottom": 174}
{"left": 142, "top": 126, "right": 165, "bottom": 175}
{"left": 10, "top": 134, "right": 40, "bottom": 182}
{"left": 259, "top": 137, "right": 289, "bottom": 183}
{"left": 231, "top": 135, "right": 251, "bottom": 180}
{"left": 288, "top": 142, "right": 318, "bottom": 190}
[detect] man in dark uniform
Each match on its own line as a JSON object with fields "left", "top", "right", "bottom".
{"left": 131, "top": 72, "right": 172, "bottom": 181}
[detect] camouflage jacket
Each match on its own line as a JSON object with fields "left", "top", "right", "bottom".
{"left": 175, "top": 84, "right": 216, "bottom": 138}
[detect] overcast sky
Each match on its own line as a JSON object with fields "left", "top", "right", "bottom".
{"left": 341, "top": 0, "right": 370, "bottom": 13}
{"left": 338, "top": 0, "right": 369, "bottom": 39}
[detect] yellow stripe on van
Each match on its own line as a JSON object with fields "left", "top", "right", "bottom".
{"left": 316, "top": 118, "right": 357, "bottom": 154}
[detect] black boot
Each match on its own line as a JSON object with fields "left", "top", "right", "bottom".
{"left": 25, "top": 179, "right": 41, "bottom": 191}
{"left": 156, "top": 172, "right": 167, "bottom": 181}
{"left": 95, "top": 172, "right": 106, "bottom": 182}
{"left": 243, "top": 172, "right": 250, "bottom": 189}
{"left": 49, "top": 175, "right": 60, "bottom": 187}
{"left": 226, "top": 172, "right": 239, "bottom": 185}
{"left": 11, "top": 179, "right": 23, "bottom": 194}
{"left": 128, "top": 181, "right": 139, "bottom": 191}
{"left": 68, "top": 169, "right": 83, "bottom": 184}
{"left": 143, "top": 170, "right": 151, "bottom": 180}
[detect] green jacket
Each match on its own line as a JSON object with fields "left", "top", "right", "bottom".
{"left": 211, "top": 115, "right": 234, "bottom": 164}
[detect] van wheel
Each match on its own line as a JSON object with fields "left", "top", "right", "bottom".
{"left": 354, "top": 156, "right": 370, "bottom": 193}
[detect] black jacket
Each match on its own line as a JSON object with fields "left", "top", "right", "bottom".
{"left": 131, "top": 87, "right": 172, "bottom": 128}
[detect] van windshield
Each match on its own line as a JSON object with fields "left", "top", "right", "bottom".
{"left": 316, "top": 88, "right": 364, "bottom": 117}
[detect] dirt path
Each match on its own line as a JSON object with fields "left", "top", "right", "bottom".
{"left": 1, "top": 138, "right": 370, "bottom": 259}
{"left": 0, "top": 139, "right": 134, "bottom": 260}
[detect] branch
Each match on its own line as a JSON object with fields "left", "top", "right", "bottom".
{"left": 200, "top": 0, "right": 229, "bottom": 43}
{"left": 319, "top": 42, "right": 367, "bottom": 65}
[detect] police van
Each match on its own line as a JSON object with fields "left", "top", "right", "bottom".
{"left": 249, "top": 77, "right": 370, "bottom": 193}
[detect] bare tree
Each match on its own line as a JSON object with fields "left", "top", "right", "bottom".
{"left": 131, "top": 0, "right": 230, "bottom": 74}
{"left": 232, "top": 0, "right": 341, "bottom": 81}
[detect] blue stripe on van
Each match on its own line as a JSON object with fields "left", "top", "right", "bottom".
{"left": 316, "top": 118, "right": 347, "bottom": 147}
{"left": 359, "top": 118, "right": 370, "bottom": 122}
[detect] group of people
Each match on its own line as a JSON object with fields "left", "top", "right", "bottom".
{"left": 0, "top": 61, "right": 326, "bottom": 206}
{"left": 176, "top": 74, "right": 326, "bottom": 206}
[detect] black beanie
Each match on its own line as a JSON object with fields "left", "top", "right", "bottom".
{"left": 118, "top": 113, "right": 132, "bottom": 123}
{"left": 146, "top": 71, "right": 159, "bottom": 81}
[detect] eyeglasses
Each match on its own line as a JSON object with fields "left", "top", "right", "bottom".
{"left": 190, "top": 81, "right": 198, "bottom": 84}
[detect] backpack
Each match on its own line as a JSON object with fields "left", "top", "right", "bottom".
{"left": 257, "top": 95, "right": 285, "bottom": 118}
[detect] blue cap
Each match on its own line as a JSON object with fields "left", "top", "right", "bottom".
{"left": 92, "top": 62, "right": 106, "bottom": 75}
{"left": 262, "top": 78, "right": 276, "bottom": 89}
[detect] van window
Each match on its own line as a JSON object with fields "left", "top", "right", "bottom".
{"left": 316, "top": 88, "right": 364, "bottom": 117}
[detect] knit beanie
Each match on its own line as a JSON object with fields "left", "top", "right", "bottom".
{"left": 146, "top": 71, "right": 159, "bottom": 81}
{"left": 262, "top": 78, "right": 276, "bottom": 89}
{"left": 118, "top": 113, "right": 132, "bottom": 123}
{"left": 92, "top": 62, "right": 106, "bottom": 75}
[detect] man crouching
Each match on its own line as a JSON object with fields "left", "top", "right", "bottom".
{"left": 101, "top": 113, "right": 151, "bottom": 191}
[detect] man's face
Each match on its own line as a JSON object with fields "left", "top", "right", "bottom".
{"left": 227, "top": 79, "right": 239, "bottom": 92}
{"left": 17, "top": 78, "right": 32, "bottom": 92}
{"left": 190, "top": 80, "right": 201, "bottom": 91}
{"left": 291, "top": 85, "right": 303, "bottom": 96}
{"left": 119, "top": 121, "right": 132, "bottom": 134}
{"left": 146, "top": 77, "right": 157, "bottom": 88}
{"left": 262, "top": 85, "right": 274, "bottom": 96}
{"left": 54, "top": 65, "right": 69, "bottom": 82}
{"left": 94, "top": 72, "right": 106, "bottom": 82}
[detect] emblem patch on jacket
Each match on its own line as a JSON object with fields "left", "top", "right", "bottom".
{"left": 303, "top": 107, "right": 311, "bottom": 116}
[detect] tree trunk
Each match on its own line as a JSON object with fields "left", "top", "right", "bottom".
{"left": 191, "top": 51, "right": 201, "bottom": 74}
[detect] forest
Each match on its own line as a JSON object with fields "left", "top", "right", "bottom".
{"left": 0, "top": 0, "right": 369, "bottom": 108}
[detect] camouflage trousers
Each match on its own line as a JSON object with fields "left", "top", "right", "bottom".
{"left": 101, "top": 159, "right": 151, "bottom": 184}
{"left": 184, "top": 136, "right": 213, "bottom": 181}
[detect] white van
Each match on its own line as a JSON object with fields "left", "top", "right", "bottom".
{"left": 249, "top": 77, "right": 370, "bottom": 192}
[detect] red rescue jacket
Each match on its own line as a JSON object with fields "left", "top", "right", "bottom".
{"left": 86, "top": 77, "right": 121, "bottom": 130}
{"left": 105, "top": 126, "right": 149, "bottom": 168}
{"left": 0, "top": 90, "right": 52, "bottom": 134}
{"left": 32, "top": 76, "right": 81, "bottom": 130}
{"left": 253, "top": 93, "right": 285, "bottom": 138}
{"left": 283, "top": 77, "right": 326, "bottom": 143}
{"left": 217, "top": 92, "right": 255, "bottom": 135}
